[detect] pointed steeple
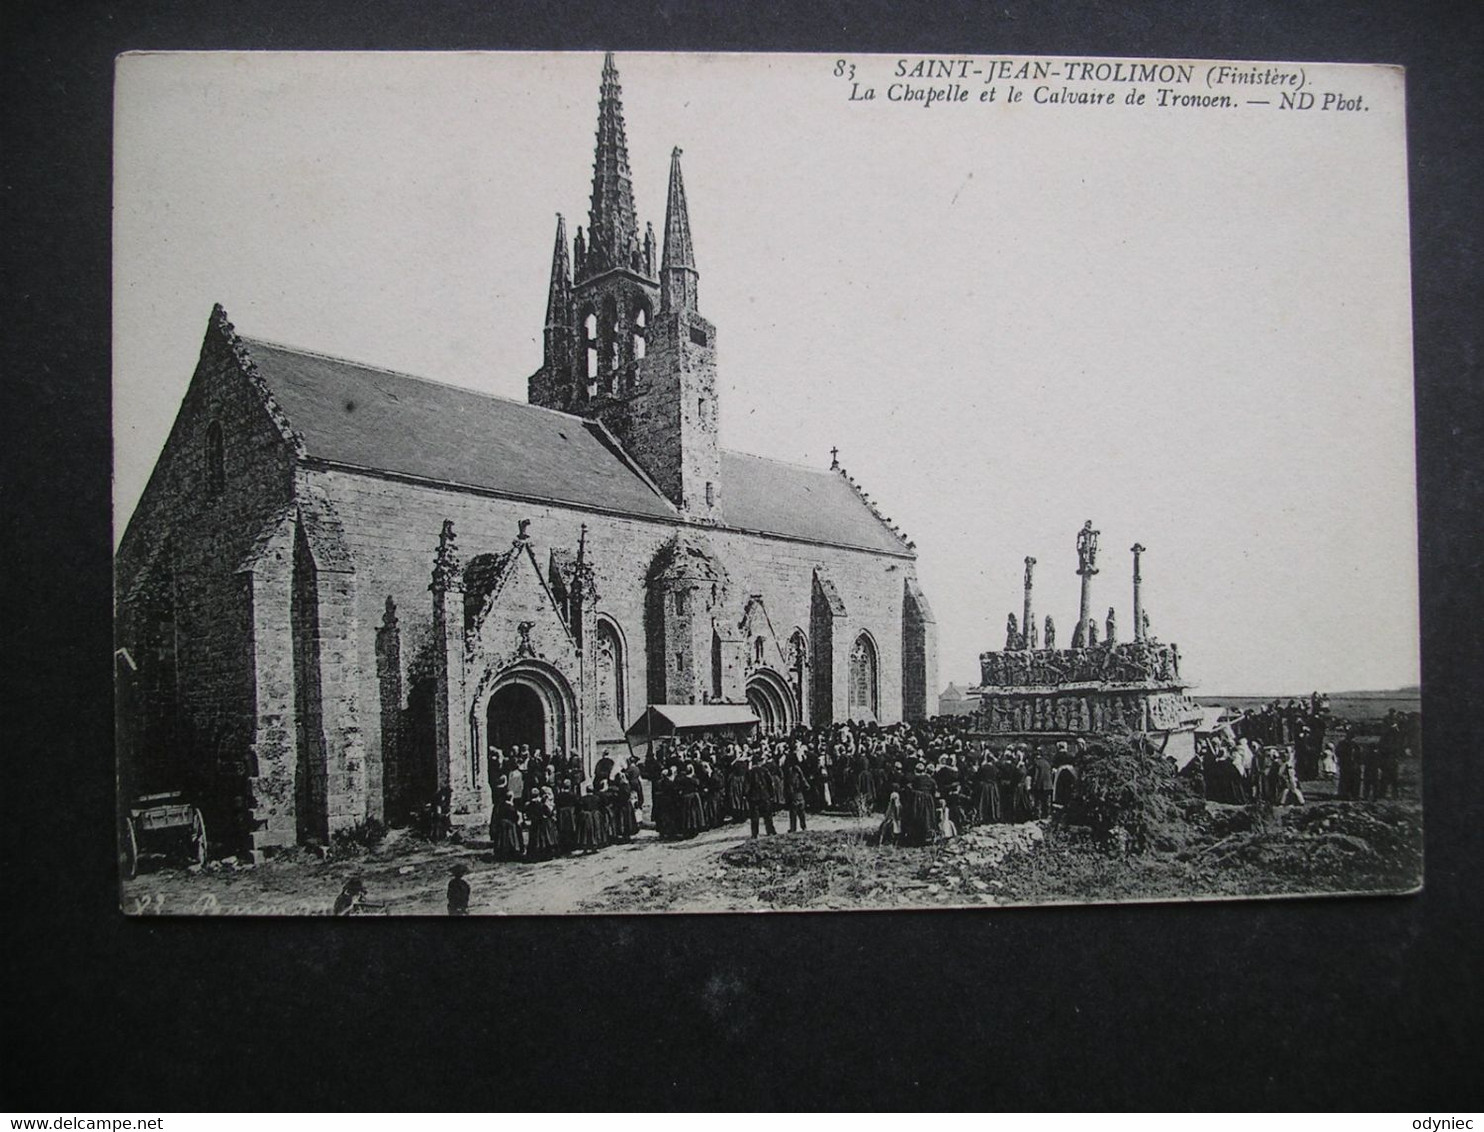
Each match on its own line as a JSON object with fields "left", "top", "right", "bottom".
{"left": 661, "top": 147, "right": 699, "bottom": 313}
{"left": 545, "top": 214, "right": 572, "bottom": 329}
{"left": 543, "top": 214, "right": 574, "bottom": 379}
{"left": 587, "top": 52, "right": 639, "bottom": 278}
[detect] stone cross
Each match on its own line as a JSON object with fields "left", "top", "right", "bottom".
{"left": 1075, "top": 520, "right": 1100, "bottom": 644}
{"left": 1131, "top": 543, "right": 1146, "bottom": 641}
{"left": 1022, "top": 556, "right": 1037, "bottom": 650}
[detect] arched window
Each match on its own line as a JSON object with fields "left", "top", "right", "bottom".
{"left": 788, "top": 629, "right": 809, "bottom": 715}
{"left": 594, "top": 617, "right": 626, "bottom": 732}
{"left": 847, "top": 632, "right": 879, "bottom": 722}
{"left": 602, "top": 297, "right": 619, "bottom": 391}
{"left": 631, "top": 304, "right": 648, "bottom": 361}
{"left": 583, "top": 311, "right": 598, "bottom": 384}
{"left": 205, "top": 421, "right": 225, "bottom": 496}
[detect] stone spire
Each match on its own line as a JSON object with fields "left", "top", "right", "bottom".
{"left": 544, "top": 214, "right": 573, "bottom": 373}
{"left": 661, "top": 147, "right": 699, "bottom": 313}
{"left": 545, "top": 214, "right": 572, "bottom": 327}
{"left": 586, "top": 52, "right": 639, "bottom": 278}
{"left": 431, "top": 520, "right": 462, "bottom": 592}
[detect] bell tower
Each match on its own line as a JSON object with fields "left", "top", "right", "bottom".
{"left": 528, "top": 54, "right": 721, "bottom": 524}
{"left": 530, "top": 53, "right": 657, "bottom": 413}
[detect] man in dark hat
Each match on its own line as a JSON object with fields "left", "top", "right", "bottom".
{"left": 447, "top": 863, "right": 471, "bottom": 916}
{"left": 1031, "top": 747, "right": 1056, "bottom": 819}
{"left": 333, "top": 876, "right": 367, "bottom": 916}
{"left": 745, "top": 754, "right": 778, "bottom": 838}
{"left": 783, "top": 755, "right": 810, "bottom": 833}
{"left": 593, "top": 751, "right": 615, "bottom": 788}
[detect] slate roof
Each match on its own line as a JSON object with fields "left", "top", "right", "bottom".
{"left": 243, "top": 339, "right": 674, "bottom": 520}
{"left": 240, "top": 337, "right": 911, "bottom": 556}
{"left": 720, "top": 451, "right": 909, "bottom": 556}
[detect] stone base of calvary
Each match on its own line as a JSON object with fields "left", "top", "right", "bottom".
{"left": 970, "top": 522, "right": 1204, "bottom": 765}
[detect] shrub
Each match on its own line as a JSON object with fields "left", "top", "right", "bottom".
{"left": 1065, "top": 734, "right": 1194, "bottom": 853}
{"left": 330, "top": 818, "right": 387, "bottom": 853}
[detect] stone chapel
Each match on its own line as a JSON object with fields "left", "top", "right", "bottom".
{"left": 114, "top": 54, "right": 937, "bottom": 855}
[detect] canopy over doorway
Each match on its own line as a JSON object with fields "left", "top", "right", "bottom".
{"left": 624, "top": 704, "right": 760, "bottom": 764}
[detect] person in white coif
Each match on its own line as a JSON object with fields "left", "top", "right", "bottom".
{"left": 1276, "top": 749, "right": 1305, "bottom": 806}
{"left": 1234, "top": 737, "right": 1257, "bottom": 783}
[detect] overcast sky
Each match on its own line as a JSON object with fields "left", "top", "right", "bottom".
{"left": 114, "top": 52, "right": 1418, "bottom": 696}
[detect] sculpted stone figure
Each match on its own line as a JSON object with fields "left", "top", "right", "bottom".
{"left": 1087, "top": 619, "right": 1099, "bottom": 647}
{"left": 1076, "top": 520, "right": 1100, "bottom": 574}
{"left": 1044, "top": 615, "right": 1056, "bottom": 650}
{"left": 1005, "top": 612, "right": 1020, "bottom": 651}
{"left": 1105, "top": 607, "right": 1117, "bottom": 644}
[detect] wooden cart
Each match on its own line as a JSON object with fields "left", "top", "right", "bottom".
{"left": 122, "top": 792, "right": 208, "bottom": 878}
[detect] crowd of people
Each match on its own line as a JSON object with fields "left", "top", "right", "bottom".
{"left": 486, "top": 745, "right": 645, "bottom": 862}
{"left": 480, "top": 702, "right": 1417, "bottom": 865}
{"left": 321, "top": 705, "right": 1421, "bottom": 914}
{"left": 482, "top": 719, "right": 1084, "bottom": 860}
{"left": 1192, "top": 735, "right": 1308, "bottom": 806}
{"left": 1228, "top": 694, "right": 1334, "bottom": 779}
{"left": 1197, "top": 702, "right": 1414, "bottom": 804}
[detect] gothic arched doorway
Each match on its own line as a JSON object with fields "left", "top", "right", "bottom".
{"left": 746, "top": 668, "right": 797, "bottom": 736}
{"left": 487, "top": 683, "right": 546, "bottom": 755}
{"left": 476, "top": 661, "right": 577, "bottom": 770}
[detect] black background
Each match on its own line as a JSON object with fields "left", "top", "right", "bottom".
{"left": 3, "top": 0, "right": 1481, "bottom": 1111}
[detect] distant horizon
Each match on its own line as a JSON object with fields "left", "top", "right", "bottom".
{"left": 941, "top": 680, "right": 1421, "bottom": 700}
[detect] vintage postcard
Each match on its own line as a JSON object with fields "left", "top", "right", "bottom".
{"left": 114, "top": 51, "right": 1419, "bottom": 915}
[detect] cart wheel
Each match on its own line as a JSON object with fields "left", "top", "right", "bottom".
{"left": 123, "top": 816, "right": 139, "bottom": 880}
{"left": 190, "top": 808, "right": 208, "bottom": 867}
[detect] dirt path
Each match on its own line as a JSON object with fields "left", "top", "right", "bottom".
{"left": 450, "top": 812, "right": 875, "bottom": 914}
{"left": 121, "top": 812, "right": 875, "bottom": 916}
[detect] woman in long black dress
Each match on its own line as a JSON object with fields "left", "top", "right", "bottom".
{"left": 555, "top": 779, "right": 579, "bottom": 854}
{"left": 696, "top": 762, "right": 720, "bottom": 829}
{"left": 524, "top": 789, "right": 560, "bottom": 861}
{"left": 575, "top": 787, "right": 608, "bottom": 854}
{"left": 676, "top": 763, "right": 706, "bottom": 839}
{"left": 974, "top": 754, "right": 1002, "bottom": 824}
{"left": 652, "top": 765, "right": 677, "bottom": 839}
{"left": 490, "top": 786, "right": 524, "bottom": 862}
{"left": 1012, "top": 752, "right": 1035, "bottom": 823}
{"left": 902, "top": 762, "right": 940, "bottom": 847}
{"left": 609, "top": 774, "right": 639, "bottom": 842}
{"left": 725, "top": 756, "right": 748, "bottom": 822}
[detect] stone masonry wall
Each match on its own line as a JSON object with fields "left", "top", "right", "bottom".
{"left": 306, "top": 463, "right": 924, "bottom": 816}
{"left": 115, "top": 312, "right": 299, "bottom": 854}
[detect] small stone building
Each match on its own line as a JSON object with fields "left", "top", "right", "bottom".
{"left": 937, "top": 683, "right": 978, "bottom": 717}
{"left": 114, "top": 55, "right": 937, "bottom": 855}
